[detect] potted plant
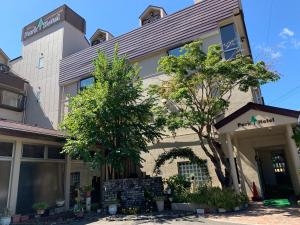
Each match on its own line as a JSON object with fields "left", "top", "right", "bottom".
{"left": 0, "top": 208, "right": 11, "bottom": 225}
{"left": 107, "top": 199, "right": 119, "bottom": 215}
{"left": 73, "top": 202, "right": 84, "bottom": 218}
{"left": 56, "top": 199, "right": 65, "bottom": 207}
{"left": 154, "top": 196, "right": 165, "bottom": 212}
{"left": 82, "top": 185, "right": 93, "bottom": 197}
{"left": 32, "top": 202, "right": 48, "bottom": 215}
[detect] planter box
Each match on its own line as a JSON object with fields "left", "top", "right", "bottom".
{"left": 171, "top": 203, "right": 202, "bottom": 212}
{"left": 218, "top": 208, "right": 227, "bottom": 213}
{"left": 196, "top": 208, "right": 205, "bottom": 215}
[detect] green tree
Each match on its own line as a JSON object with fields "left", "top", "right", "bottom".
{"left": 61, "top": 46, "right": 164, "bottom": 179}
{"left": 293, "top": 126, "right": 300, "bottom": 147}
{"left": 150, "top": 40, "right": 279, "bottom": 187}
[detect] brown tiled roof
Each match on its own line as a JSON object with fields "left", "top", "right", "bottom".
{"left": 0, "top": 119, "right": 65, "bottom": 141}
{"left": 215, "top": 102, "right": 300, "bottom": 129}
{"left": 0, "top": 69, "right": 28, "bottom": 91}
{"left": 59, "top": 0, "right": 241, "bottom": 84}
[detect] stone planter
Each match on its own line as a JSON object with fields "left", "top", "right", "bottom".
{"left": 234, "top": 206, "right": 241, "bottom": 211}
{"left": 0, "top": 216, "right": 11, "bottom": 225}
{"left": 156, "top": 200, "right": 164, "bottom": 212}
{"left": 12, "top": 215, "right": 21, "bottom": 223}
{"left": 196, "top": 208, "right": 205, "bottom": 214}
{"left": 171, "top": 203, "right": 200, "bottom": 212}
{"left": 108, "top": 204, "right": 118, "bottom": 215}
{"left": 36, "top": 209, "right": 45, "bottom": 215}
{"left": 218, "top": 208, "right": 226, "bottom": 213}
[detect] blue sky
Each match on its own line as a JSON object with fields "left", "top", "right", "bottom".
{"left": 1, "top": 0, "right": 300, "bottom": 110}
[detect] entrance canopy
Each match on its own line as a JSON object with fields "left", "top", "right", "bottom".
{"left": 215, "top": 102, "right": 300, "bottom": 134}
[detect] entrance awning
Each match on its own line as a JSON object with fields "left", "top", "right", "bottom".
{"left": 215, "top": 102, "right": 300, "bottom": 134}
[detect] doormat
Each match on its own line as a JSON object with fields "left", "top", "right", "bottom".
{"left": 263, "top": 199, "right": 291, "bottom": 207}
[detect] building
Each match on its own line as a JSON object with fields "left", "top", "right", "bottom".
{"left": 0, "top": 0, "right": 299, "bottom": 215}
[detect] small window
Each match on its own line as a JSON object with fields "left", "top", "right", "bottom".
{"left": 220, "top": 23, "right": 240, "bottom": 60}
{"left": 22, "top": 144, "right": 44, "bottom": 158}
{"left": 79, "top": 77, "right": 95, "bottom": 91}
{"left": 178, "top": 162, "right": 209, "bottom": 184}
{"left": 48, "top": 146, "right": 65, "bottom": 159}
{"left": 168, "top": 45, "right": 186, "bottom": 57}
{"left": 38, "top": 55, "right": 44, "bottom": 69}
{"left": 0, "top": 89, "right": 24, "bottom": 110}
{"left": 71, "top": 172, "right": 80, "bottom": 186}
{"left": 0, "top": 142, "right": 13, "bottom": 157}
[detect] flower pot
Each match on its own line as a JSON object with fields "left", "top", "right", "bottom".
{"left": 0, "top": 216, "right": 11, "bottom": 225}
{"left": 12, "top": 215, "right": 21, "bottom": 223}
{"left": 108, "top": 204, "right": 117, "bottom": 215}
{"left": 218, "top": 208, "right": 226, "bottom": 213}
{"left": 234, "top": 206, "right": 240, "bottom": 211}
{"left": 36, "top": 209, "right": 45, "bottom": 215}
{"left": 196, "top": 208, "right": 205, "bottom": 214}
{"left": 86, "top": 197, "right": 91, "bottom": 212}
{"left": 156, "top": 200, "right": 164, "bottom": 212}
{"left": 56, "top": 200, "right": 65, "bottom": 207}
{"left": 20, "top": 215, "right": 29, "bottom": 222}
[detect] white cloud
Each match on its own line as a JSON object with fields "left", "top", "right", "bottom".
{"left": 256, "top": 46, "right": 282, "bottom": 60}
{"left": 279, "top": 28, "right": 294, "bottom": 38}
{"left": 270, "top": 51, "right": 281, "bottom": 59}
{"left": 292, "top": 38, "right": 300, "bottom": 49}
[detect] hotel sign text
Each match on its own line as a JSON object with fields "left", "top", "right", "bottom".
{"left": 237, "top": 116, "right": 275, "bottom": 128}
{"left": 22, "top": 8, "right": 64, "bottom": 41}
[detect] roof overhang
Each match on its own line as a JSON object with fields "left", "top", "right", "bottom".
{"left": 0, "top": 120, "right": 65, "bottom": 142}
{"left": 215, "top": 102, "right": 300, "bottom": 134}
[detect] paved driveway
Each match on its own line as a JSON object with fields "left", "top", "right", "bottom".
{"left": 81, "top": 215, "right": 246, "bottom": 225}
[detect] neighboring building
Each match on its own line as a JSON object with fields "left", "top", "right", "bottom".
{"left": 1, "top": 0, "right": 299, "bottom": 216}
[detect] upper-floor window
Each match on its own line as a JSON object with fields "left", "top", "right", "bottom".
{"left": 79, "top": 77, "right": 95, "bottom": 91}
{"left": 168, "top": 45, "right": 187, "bottom": 57}
{"left": 0, "top": 89, "right": 24, "bottom": 111}
{"left": 220, "top": 23, "right": 240, "bottom": 60}
{"left": 37, "top": 54, "right": 44, "bottom": 69}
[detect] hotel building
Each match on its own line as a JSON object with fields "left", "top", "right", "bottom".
{"left": 0, "top": 0, "right": 299, "bottom": 215}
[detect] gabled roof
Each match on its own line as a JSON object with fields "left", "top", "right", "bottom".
{"left": 0, "top": 119, "right": 65, "bottom": 141}
{"left": 215, "top": 102, "right": 300, "bottom": 129}
{"left": 90, "top": 28, "right": 114, "bottom": 42}
{"left": 0, "top": 48, "right": 9, "bottom": 61}
{"left": 139, "top": 5, "right": 167, "bottom": 19}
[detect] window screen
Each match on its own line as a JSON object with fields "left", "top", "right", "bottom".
{"left": 0, "top": 142, "right": 13, "bottom": 157}
{"left": 48, "top": 146, "right": 65, "bottom": 159}
{"left": 22, "top": 144, "right": 44, "bottom": 158}
{"left": 79, "top": 77, "right": 95, "bottom": 91}
{"left": 220, "top": 23, "right": 240, "bottom": 60}
{"left": 168, "top": 46, "right": 186, "bottom": 57}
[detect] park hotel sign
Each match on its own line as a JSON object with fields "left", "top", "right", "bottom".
{"left": 22, "top": 5, "right": 86, "bottom": 41}
{"left": 237, "top": 116, "right": 275, "bottom": 128}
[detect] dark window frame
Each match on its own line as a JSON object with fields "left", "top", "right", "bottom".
{"left": 220, "top": 23, "right": 241, "bottom": 60}
{"left": 0, "top": 88, "right": 25, "bottom": 112}
{"left": 79, "top": 76, "right": 95, "bottom": 91}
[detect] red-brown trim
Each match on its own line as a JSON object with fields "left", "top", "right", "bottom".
{"left": 215, "top": 102, "right": 300, "bottom": 129}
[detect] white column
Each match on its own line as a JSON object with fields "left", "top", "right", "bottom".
{"left": 64, "top": 156, "right": 71, "bottom": 210}
{"left": 8, "top": 140, "right": 22, "bottom": 214}
{"left": 233, "top": 136, "right": 246, "bottom": 193}
{"left": 226, "top": 133, "right": 240, "bottom": 192}
{"left": 286, "top": 124, "right": 300, "bottom": 194}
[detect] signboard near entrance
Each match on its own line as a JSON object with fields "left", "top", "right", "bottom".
{"left": 237, "top": 116, "right": 275, "bottom": 128}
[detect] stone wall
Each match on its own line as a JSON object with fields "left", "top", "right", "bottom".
{"left": 103, "top": 177, "right": 163, "bottom": 209}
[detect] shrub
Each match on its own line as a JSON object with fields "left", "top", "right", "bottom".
{"left": 32, "top": 202, "right": 48, "bottom": 210}
{"left": 188, "top": 185, "right": 249, "bottom": 211}
{"left": 167, "top": 175, "right": 191, "bottom": 203}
